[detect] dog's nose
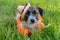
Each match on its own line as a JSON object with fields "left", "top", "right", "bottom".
{"left": 31, "top": 19, "right": 35, "bottom": 23}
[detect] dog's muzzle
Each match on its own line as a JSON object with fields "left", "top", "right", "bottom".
{"left": 27, "top": 15, "right": 37, "bottom": 24}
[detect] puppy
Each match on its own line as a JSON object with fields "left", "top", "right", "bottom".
{"left": 17, "top": 6, "right": 44, "bottom": 37}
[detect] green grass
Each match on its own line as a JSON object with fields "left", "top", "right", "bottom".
{"left": 0, "top": 0, "right": 60, "bottom": 40}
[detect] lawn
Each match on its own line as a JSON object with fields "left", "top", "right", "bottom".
{"left": 0, "top": 0, "right": 60, "bottom": 40}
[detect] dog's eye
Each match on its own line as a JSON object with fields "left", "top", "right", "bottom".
{"left": 25, "top": 11, "right": 30, "bottom": 16}
{"left": 25, "top": 11, "right": 30, "bottom": 17}
{"left": 26, "top": 11, "right": 30, "bottom": 14}
{"left": 33, "top": 10, "right": 37, "bottom": 14}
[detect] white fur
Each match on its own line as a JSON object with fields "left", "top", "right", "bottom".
{"left": 17, "top": 6, "right": 24, "bottom": 12}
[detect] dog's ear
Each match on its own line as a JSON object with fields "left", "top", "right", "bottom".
{"left": 17, "top": 6, "right": 24, "bottom": 12}
{"left": 37, "top": 7, "right": 43, "bottom": 16}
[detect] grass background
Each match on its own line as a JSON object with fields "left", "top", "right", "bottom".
{"left": 0, "top": 0, "right": 60, "bottom": 40}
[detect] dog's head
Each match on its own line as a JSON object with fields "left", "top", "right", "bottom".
{"left": 17, "top": 6, "right": 43, "bottom": 24}
{"left": 23, "top": 6, "right": 43, "bottom": 24}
